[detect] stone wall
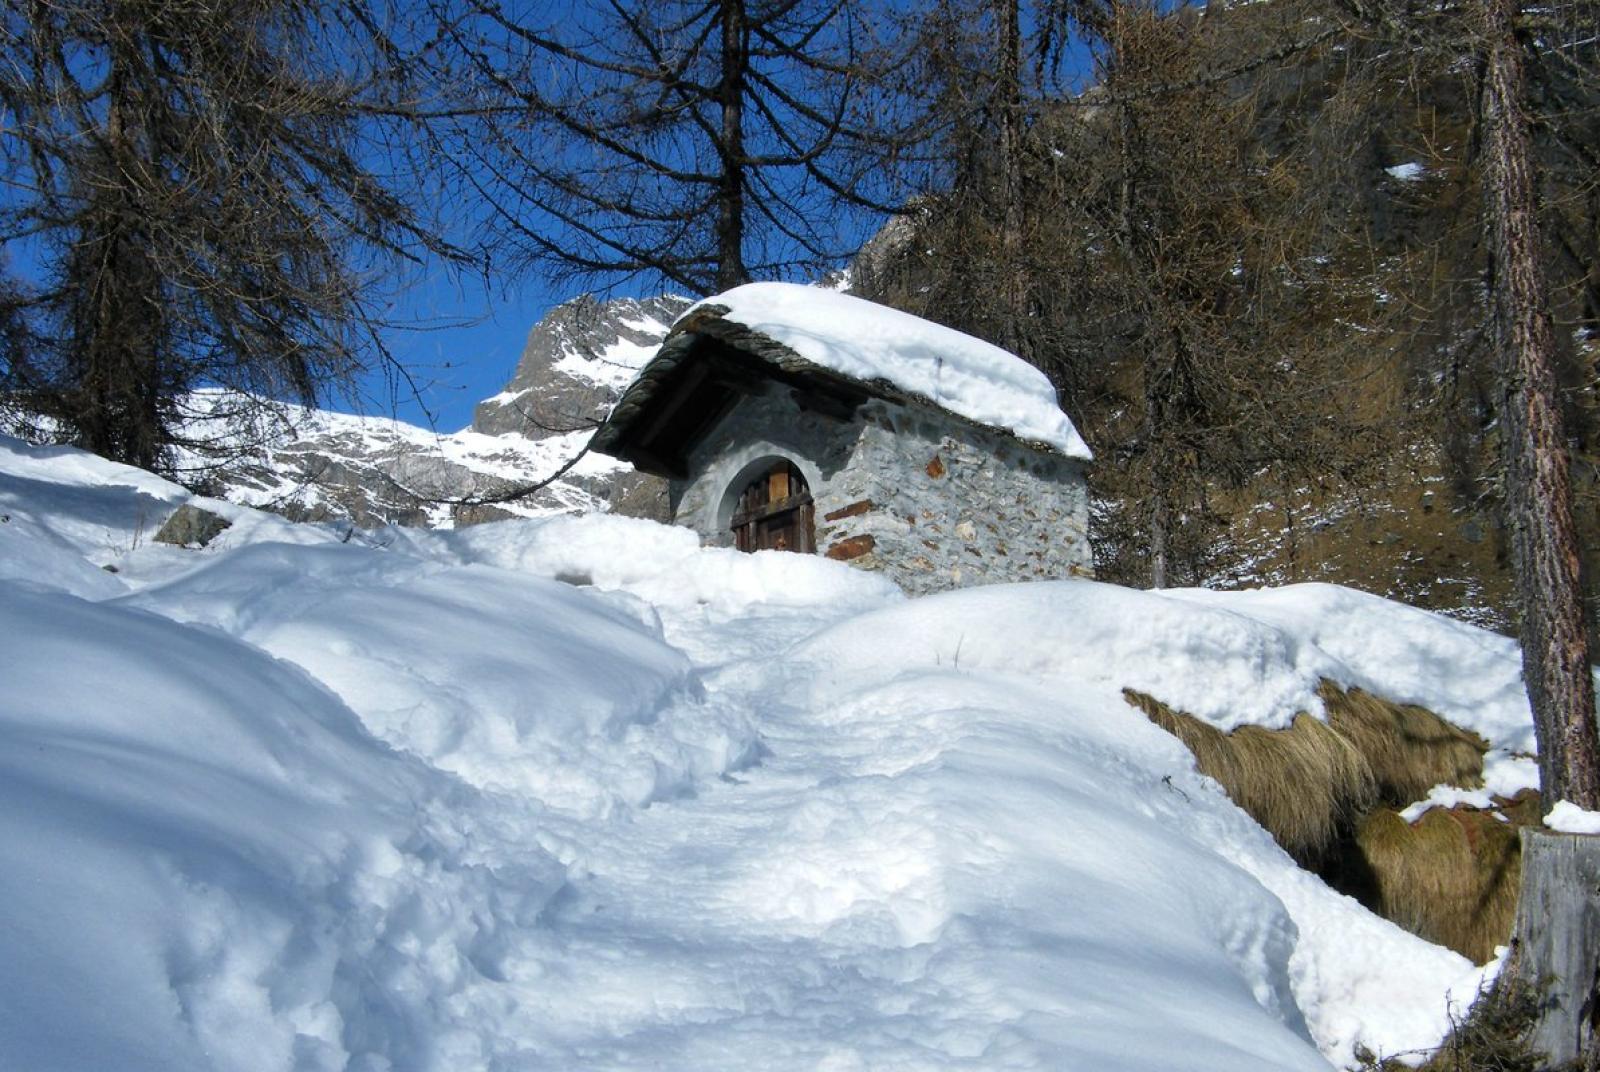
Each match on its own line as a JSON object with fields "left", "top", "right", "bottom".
{"left": 671, "top": 386, "right": 1092, "bottom": 595}
{"left": 814, "top": 399, "right": 1091, "bottom": 595}
{"left": 670, "top": 384, "right": 857, "bottom": 537}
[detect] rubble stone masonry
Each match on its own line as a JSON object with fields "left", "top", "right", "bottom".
{"left": 670, "top": 385, "right": 1091, "bottom": 595}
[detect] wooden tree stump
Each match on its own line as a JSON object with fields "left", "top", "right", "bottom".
{"left": 1508, "top": 829, "right": 1600, "bottom": 1065}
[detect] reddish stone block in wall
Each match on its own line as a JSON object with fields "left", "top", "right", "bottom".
{"left": 825, "top": 534, "right": 877, "bottom": 561}
{"left": 823, "top": 499, "right": 875, "bottom": 522}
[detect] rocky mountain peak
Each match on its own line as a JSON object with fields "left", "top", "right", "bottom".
{"left": 473, "top": 293, "right": 691, "bottom": 439}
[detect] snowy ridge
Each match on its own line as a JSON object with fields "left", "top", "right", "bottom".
{"left": 795, "top": 580, "right": 1541, "bottom": 801}
{"left": 175, "top": 388, "right": 626, "bottom": 527}
{"left": 191, "top": 396, "right": 618, "bottom": 484}
{"left": 479, "top": 312, "right": 665, "bottom": 408}
{"left": 472, "top": 293, "right": 690, "bottom": 439}
{"left": 2, "top": 433, "right": 1533, "bottom": 1071}
{"left": 548, "top": 308, "right": 678, "bottom": 391}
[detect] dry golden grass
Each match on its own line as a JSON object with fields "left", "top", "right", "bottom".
{"left": 1347, "top": 803, "right": 1525, "bottom": 962}
{"left": 1324, "top": 682, "right": 1488, "bottom": 804}
{"left": 1125, "top": 688, "right": 1374, "bottom": 862}
{"left": 1356, "top": 976, "right": 1547, "bottom": 1071}
{"left": 1126, "top": 680, "right": 1532, "bottom": 961}
{"left": 1124, "top": 680, "right": 1486, "bottom": 863}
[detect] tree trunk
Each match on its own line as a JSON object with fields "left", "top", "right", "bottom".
{"left": 1506, "top": 830, "right": 1600, "bottom": 1065}
{"left": 1149, "top": 483, "right": 1170, "bottom": 590}
{"left": 1480, "top": 0, "right": 1600, "bottom": 809}
{"left": 995, "top": 0, "right": 1026, "bottom": 358}
{"left": 66, "top": 36, "right": 168, "bottom": 471}
{"left": 716, "top": 0, "right": 748, "bottom": 292}
{"left": 1110, "top": 63, "right": 1172, "bottom": 589}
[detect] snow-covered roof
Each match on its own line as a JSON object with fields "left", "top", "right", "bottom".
{"left": 700, "top": 284, "right": 1090, "bottom": 458}
{"left": 592, "top": 283, "right": 1091, "bottom": 472}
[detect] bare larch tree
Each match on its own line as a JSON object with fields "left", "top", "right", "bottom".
{"left": 1478, "top": 0, "right": 1600, "bottom": 807}
{"left": 425, "top": 0, "right": 924, "bottom": 296}
{"left": 0, "top": 0, "right": 458, "bottom": 471}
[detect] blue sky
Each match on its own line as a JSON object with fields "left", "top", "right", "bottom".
{"left": 5, "top": 1, "right": 1091, "bottom": 439}
{"left": 363, "top": 271, "right": 552, "bottom": 434}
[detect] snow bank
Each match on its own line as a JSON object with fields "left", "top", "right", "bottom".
{"left": 0, "top": 433, "right": 332, "bottom": 594}
{"left": 428, "top": 511, "right": 900, "bottom": 618}
{"left": 1165, "top": 583, "right": 1543, "bottom": 798}
{"left": 0, "top": 438, "right": 773, "bottom": 1069}
{"left": 1546, "top": 801, "right": 1600, "bottom": 834}
{"left": 1, "top": 434, "right": 186, "bottom": 582}
{"left": 0, "top": 581, "right": 568, "bottom": 1070}
{"left": 126, "top": 540, "right": 758, "bottom": 815}
{"left": 789, "top": 583, "right": 1495, "bottom": 1064}
{"left": 690, "top": 282, "right": 1092, "bottom": 459}
{"left": 2, "top": 434, "right": 1526, "bottom": 1070}
{"left": 1162, "top": 583, "right": 1536, "bottom": 750}
{"left": 793, "top": 577, "right": 1542, "bottom": 797}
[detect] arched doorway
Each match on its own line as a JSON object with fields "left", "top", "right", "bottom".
{"left": 729, "top": 458, "right": 814, "bottom": 553}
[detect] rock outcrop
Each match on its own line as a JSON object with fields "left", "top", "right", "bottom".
{"left": 473, "top": 294, "right": 690, "bottom": 438}
{"left": 471, "top": 293, "right": 689, "bottom": 522}
{"left": 154, "top": 504, "right": 232, "bottom": 548}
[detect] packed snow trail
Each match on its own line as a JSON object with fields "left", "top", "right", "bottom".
{"left": 1, "top": 436, "right": 1503, "bottom": 1070}
{"left": 267, "top": 571, "right": 1321, "bottom": 1069}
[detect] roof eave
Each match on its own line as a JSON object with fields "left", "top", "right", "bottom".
{"left": 590, "top": 305, "right": 1087, "bottom": 473}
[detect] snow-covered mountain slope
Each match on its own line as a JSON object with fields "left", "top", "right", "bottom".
{"left": 472, "top": 293, "right": 690, "bottom": 437}
{"left": 3, "top": 433, "right": 1526, "bottom": 1071}
{"left": 152, "top": 294, "right": 690, "bottom": 530}
{"left": 169, "top": 388, "right": 632, "bottom": 528}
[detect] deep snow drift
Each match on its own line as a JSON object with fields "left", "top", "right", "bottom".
{"left": 1, "top": 433, "right": 1525, "bottom": 1070}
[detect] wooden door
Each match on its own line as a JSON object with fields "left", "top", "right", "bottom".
{"left": 731, "top": 460, "right": 814, "bottom": 554}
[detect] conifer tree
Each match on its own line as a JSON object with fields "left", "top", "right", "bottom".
{"left": 0, "top": 0, "right": 455, "bottom": 471}
{"left": 1477, "top": 0, "right": 1599, "bottom": 807}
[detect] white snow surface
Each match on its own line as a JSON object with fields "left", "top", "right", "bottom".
{"left": 1546, "top": 801, "right": 1600, "bottom": 835}
{"left": 1401, "top": 785, "right": 1497, "bottom": 823}
{"left": 687, "top": 282, "right": 1093, "bottom": 460}
{"left": 1161, "top": 583, "right": 1545, "bottom": 800}
{"left": 2, "top": 432, "right": 1540, "bottom": 1071}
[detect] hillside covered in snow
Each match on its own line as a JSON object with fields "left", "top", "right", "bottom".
{"left": 172, "top": 388, "right": 630, "bottom": 526}
{"left": 0, "top": 431, "right": 1544, "bottom": 1070}
{"left": 88, "top": 295, "right": 691, "bottom": 533}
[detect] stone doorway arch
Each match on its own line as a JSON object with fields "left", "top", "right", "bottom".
{"left": 729, "top": 458, "right": 814, "bottom": 553}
